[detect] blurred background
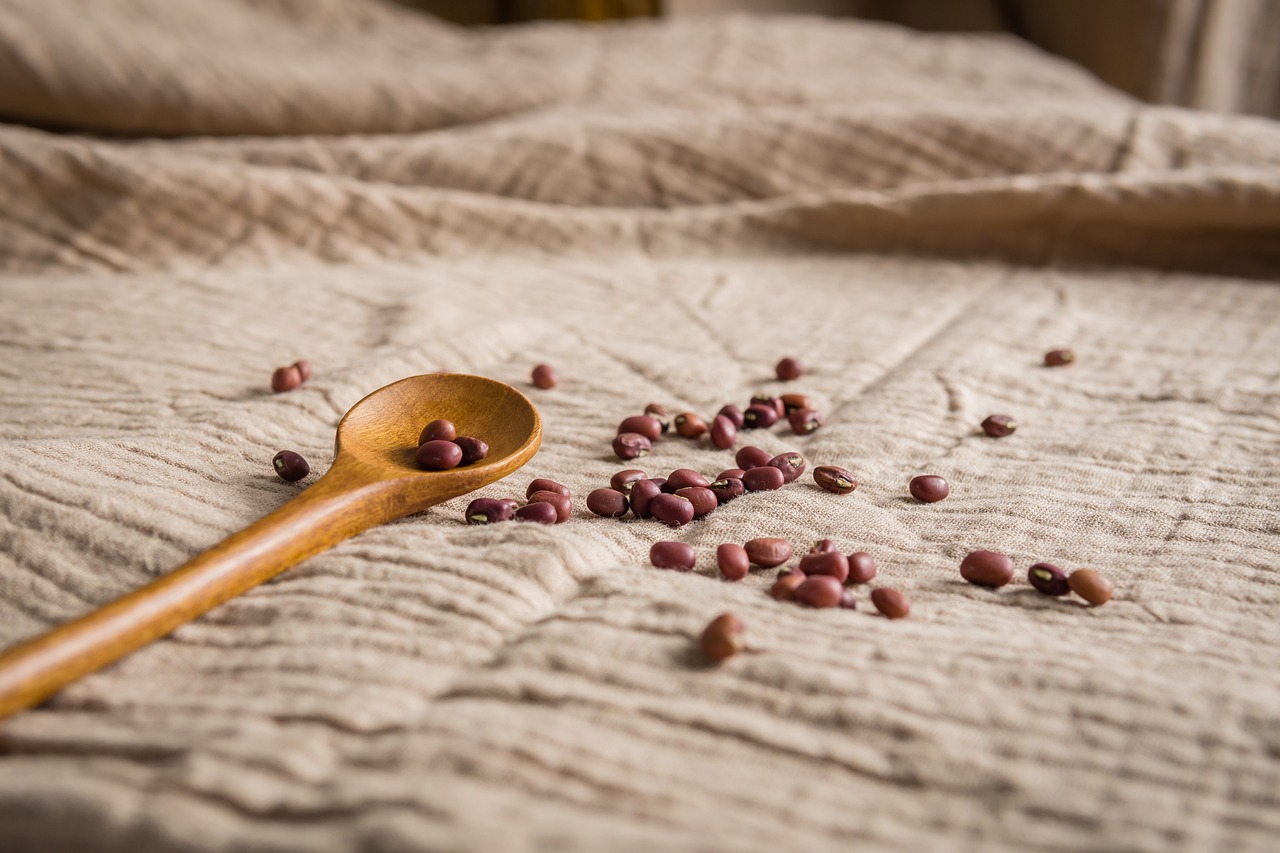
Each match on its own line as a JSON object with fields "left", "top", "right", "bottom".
{"left": 395, "top": 0, "right": 1280, "bottom": 119}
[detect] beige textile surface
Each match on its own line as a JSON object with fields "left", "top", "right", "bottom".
{"left": 2, "top": 2, "right": 1280, "bottom": 851}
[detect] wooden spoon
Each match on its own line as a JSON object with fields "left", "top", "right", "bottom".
{"left": 0, "top": 373, "right": 542, "bottom": 720}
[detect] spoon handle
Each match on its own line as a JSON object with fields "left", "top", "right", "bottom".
{"left": 0, "top": 464, "right": 394, "bottom": 721}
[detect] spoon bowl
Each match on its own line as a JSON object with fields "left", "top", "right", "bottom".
{"left": 0, "top": 373, "right": 542, "bottom": 720}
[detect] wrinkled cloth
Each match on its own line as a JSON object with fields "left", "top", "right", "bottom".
{"left": 1, "top": 2, "right": 1278, "bottom": 851}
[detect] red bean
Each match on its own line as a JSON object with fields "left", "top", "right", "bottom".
{"left": 813, "top": 466, "right": 857, "bottom": 494}
{"left": 271, "top": 365, "right": 302, "bottom": 393}
{"left": 839, "top": 590, "right": 858, "bottom": 610}
{"left": 293, "top": 360, "right": 313, "bottom": 382}
{"left": 710, "top": 414, "right": 737, "bottom": 450}
{"left": 453, "top": 436, "right": 489, "bottom": 464}
{"left": 531, "top": 364, "right": 558, "bottom": 389}
{"left": 465, "top": 498, "right": 514, "bottom": 525}
{"left": 644, "top": 403, "right": 670, "bottom": 433}
{"left": 847, "top": 552, "right": 877, "bottom": 584}
{"left": 666, "top": 468, "right": 709, "bottom": 491}
{"left": 775, "top": 357, "right": 804, "bottom": 381}
{"left": 735, "top": 446, "right": 772, "bottom": 470}
{"left": 674, "top": 413, "right": 707, "bottom": 438}
{"left": 527, "top": 490, "right": 571, "bottom": 523}
{"left": 1044, "top": 349, "right": 1075, "bottom": 367}
{"left": 960, "top": 550, "right": 1015, "bottom": 587}
{"left": 1028, "top": 562, "right": 1069, "bottom": 596}
{"left": 586, "top": 487, "right": 629, "bottom": 518}
{"left": 708, "top": 478, "right": 745, "bottom": 504}
{"left": 780, "top": 393, "right": 810, "bottom": 414}
{"left": 716, "top": 405, "right": 744, "bottom": 429}
{"left": 675, "top": 486, "right": 717, "bottom": 518}
{"left": 980, "top": 414, "right": 1017, "bottom": 438}
{"left": 750, "top": 394, "right": 785, "bottom": 417}
{"left": 794, "top": 576, "right": 842, "bottom": 608}
{"left": 717, "top": 468, "right": 747, "bottom": 480}
{"left": 272, "top": 450, "right": 309, "bottom": 481}
{"left": 716, "top": 543, "right": 750, "bottom": 581}
{"left": 515, "top": 502, "right": 557, "bottom": 524}
{"left": 809, "top": 539, "right": 835, "bottom": 554}
{"left": 416, "top": 440, "right": 462, "bottom": 470}
{"left": 768, "top": 452, "right": 806, "bottom": 483}
{"left": 742, "top": 465, "right": 784, "bottom": 491}
{"left": 909, "top": 475, "right": 949, "bottom": 502}
{"left": 770, "top": 573, "right": 805, "bottom": 601}
{"left": 744, "top": 537, "right": 792, "bottom": 568}
{"left": 1068, "top": 568, "right": 1113, "bottom": 605}
{"left": 610, "top": 469, "right": 647, "bottom": 494}
{"left": 870, "top": 588, "right": 910, "bottom": 619}
{"left": 630, "top": 479, "right": 662, "bottom": 519}
{"left": 798, "top": 550, "right": 849, "bottom": 582}
{"left": 650, "top": 541, "right": 696, "bottom": 570}
{"left": 699, "top": 613, "right": 744, "bottom": 661}
{"left": 419, "top": 419, "right": 457, "bottom": 444}
{"left": 743, "top": 403, "right": 779, "bottom": 430}
{"left": 788, "top": 409, "right": 823, "bottom": 435}
{"left": 618, "top": 415, "right": 663, "bottom": 441}
{"left": 613, "top": 432, "right": 651, "bottom": 460}
{"left": 526, "top": 479, "right": 570, "bottom": 498}
{"left": 650, "top": 494, "right": 694, "bottom": 527}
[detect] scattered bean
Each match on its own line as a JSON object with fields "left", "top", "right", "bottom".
{"left": 618, "top": 415, "right": 663, "bottom": 442}
{"left": 708, "top": 477, "right": 745, "bottom": 504}
{"left": 644, "top": 403, "right": 671, "bottom": 433}
{"left": 960, "top": 550, "right": 1015, "bottom": 587}
{"left": 981, "top": 414, "right": 1018, "bottom": 438}
{"left": 666, "top": 468, "right": 710, "bottom": 491}
{"left": 716, "top": 405, "right": 745, "bottom": 429}
{"left": 465, "top": 498, "right": 514, "bottom": 525}
{"left": 453, "top": 436, "right": 489, "bottom": 464}
{"left": 1028, "top": 562, "right": 1070, "bottom": 596}
{"left": 839, "top": 590, "right": 858, "bottom": 610}
{"left": 813, "top": 465, "right": 857, "bottom": 495}
{"left": 515, "top": 502, "right": 557, "bottom": 524}
{"left": 716, "top": 543, "right": 750, "bottom": 581}
{"left": 272, "top": 450, "right": 309, "bottom": 482}
{"left": 809, "top": 539, "right": 835, "bottom": 553}
{"left": 776, "top": 357, "right": 804, "bottom": 381}
{"left": 1044, "top": 349, "right": 1076, "bottom": 367}
{"left": 1068, "top": 568, "right": 1113, "bottom": 605}
{"left": 526, "top": 479, "right": 570, "bottom": 498}
{"left": 847, "top": 552, "right": 877, "bottom": 584}
{"left": 531, "top": 364, "right": 558, "bottom": 389}
{"left": 743, "top": 403, "right": 779, "bottom": 430}
{"left": 613, "top": 432, "right": 652, "bottom": 460}
{"left": 750, "top": 394, "right": 785, "bottom": 417}
{"left": 768, "top": 452, "right": 806, "bottom": 483}
{"left": 586, "top": 487, "right": 629, "bottom": 518}
{"left": 780, "top": 393, "right": 810, "bottom": 414}
{"left": 674, "top": 413, "right": 708, "bottom": 438}
{"left": 416, "top": 440, "right": 463, "bottom": 470}
{"left": 788, "top": 409, "right": 823, "bottom": 435}
{"left": 770, "top": 573, "right": 805, "bottom": 601}
{"left": 743, "top": 465, "right": 785, "bottom": 491}
{"left": 293, "top": 360, "right": 312, "bottom": 382}
{"left": 717, "top": 468, "right": 747, "bottom": 481}
{"left": 527, "top": 490, "right": 572, "bottom": 523}
{"left": 794, "top": 575, "right": 842, "bottom": 608}
{"left": 419, "top": 419, "right": 457, "bottom": 444}
{"left": 909, "top": 475, "right": 949, "bottom": 502}
{"left": 675, "top": 486, "right": 718, "bottom": 518}
{"left": 650, "top": 494, "right": 695, "bottom": 527}
{"left": 744, "top": 537, "right": 792, "bottom": 568}
{"left": 610, "top": 469, "right": 647, "bottom": 494}
{"left": 271, "top": 365, "right": 302, "bottom": 393}
{"left": 870, "top": 588, "right": 910, "bottom": 619}
{"left": 650, "top": 541, "right": 696, "bottom": 571}
{"left": 649, "top": 477, "right": 668, "bottom": 492}
{"left": 630, "top": 479, "right": 663, "bottom": 519}
{"left": 700, "top": 613, "right": 745, "bottom": 662}
{"left": 735, "top": 446, "right": 772, "bottom": 470}
{"left": 799, "top": 550, "right": 849, "bottom": 582}
{"left": 711, "top": 414, "right": 737, "bottom": 449}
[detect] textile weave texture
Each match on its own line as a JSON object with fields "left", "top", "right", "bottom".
{"left": 1, "top": 2, "right": 1278, "bottom": 851}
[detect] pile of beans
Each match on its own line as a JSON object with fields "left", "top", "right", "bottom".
{"left": 465, "top": 478, "right": 573, "bottom": 526}
{"left": 416, "top": 419, "right": 490, "bottom": 471}
{"left": 271, "top": 359, "right": 312, "bottom": 393}
{"left": 959, "top": 550, "right": 1113, "bottom": 606}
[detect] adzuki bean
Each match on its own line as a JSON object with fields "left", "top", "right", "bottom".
{"left": 960, "top": 550, "right": 1015, "bottom": 587}
{"left": 716, "top": 405, "right": 744, "bottom": 429}
{"left": 775, "top": 357, "right": 804, "bottom": 381}
{"left": 630, "top": 479, "right": 663, "bottom": 519}
{"left": 644, "top": 403, "right": 671, "bottom": 433}
{"left": 742, "top": 465, "right": 785, "bottom": 491}
{"left": 799, "top": 550, "right": 849, "bottom": 583}
{"left": 794, "top": 575, "right": 842, "bottom": 608}
{"left": 531, "top": 364, "right": 558, "bottom": 389}
{"left": 674, "top": 413, "right": 707, "bottom": 438}
{"left": 711, "top": 414, "right": 737, "bottom": 449}
{"left": 666, "top": 468, "right": 709, "bottom": 491}
{"left": 650, "top": 541, "right": 696, "bottom": 571}
{"left": 870, "top": 588, "right": 910, "bottom": 619}
{"left": 417, "top": 440, "right": 462, "bottom": 470}
{"left": 717, "top": 468, "right": 747, "bottom": 481}
{"left": 613, "top": 432, "right": 651, "bottom": 460}
{"left": 420, "top": 419, "right": 456, "bottom": 444}
{"left": 465, "top": 498, "right": 514, "bottom": 525}
{"left": 1028, "top": 562, "right": 1070, "bottom": 596}
{"left": 788, "top": 409, "right": 823, "bottom": 435}
{"left": 839, "top": 590, "right": 858, "bottom": 610}
{"left": 1068, "top": 569, "right": 1113, "bottom": 605}
{"left": 813, "top": 466, "right": 857, "bottom": 494}
{"left": 768, "top": 452, "right": 806, "bottom": 483}
{"left": 716, "top": 543, "right": 750, "bottom": 581}
{"left": 909, "top": 475, "right": 949, "bottom": 502}
{"left": 1044, "top": 349, "right": 1075, "bottom": 367}
{"left": 770, "top": 573, "right": 804, "bottom": 601}
{"left": 587, "top": 487, "right": 629, "bottom": 518}
{"left": 293, "top": 360, "right": 312, "bottom": 382}
{"left": 735, "top": 446, "right": 772, "bottom": 470}
{"left": 610, "top": 469, "right": 647, "bottom": 494}
{"left": 527, "top": 490, "right": 571, "bottom": 523}
{"left": 618, "top": 415, "right": 663, "bottom": 442}
{"left": 742, "top": 403, "right": 779, "bottom": 429}
{"left": 515, "top": 502, "right": 557, "bottom": 524}
{"left": 744, "top": 537, "right": 792, "bottom": 568}
{"left": 271, "top": 365, "right": 302, "bottom": 393}
{"left": 708, "top": 478, "right": 745, "bottom": 504}
{"left": 453, "top": 436, "right": 489, "bottom": 464}
{"left": 272, "top": 450, "right": 309, "bottom": 482}
{"left": 650, "top": 494, "right": 695, "bottom": 527}
{"left": 750, "top": 394, "right": 784, "bottom": 417}
{"left": 675, "top": 486, "right": 717, "bottom": 519}
{"left": 809, "top": 539, "right": 835, "bottom": 554}
{"left": 780, "top": 393, "right": 810, "bottom": 414}
{"left": 527, "top": 479, "right": 570, "bottom": 498}
{"left": 847, "top": 552, "right": 877, "bottom": 584}
{"left": 981, "top": 414, "right": 1017, "bottom": 438}
{"left": 700, "top": 613, "right": 745, "bottom": 662}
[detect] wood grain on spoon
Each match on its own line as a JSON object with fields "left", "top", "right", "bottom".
{"left": 0, "top": 373, "right": 542, "bottom": 721}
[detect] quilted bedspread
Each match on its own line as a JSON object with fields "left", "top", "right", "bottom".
{"left": 1, "top": 1, "right": 1279, "bottom": 850}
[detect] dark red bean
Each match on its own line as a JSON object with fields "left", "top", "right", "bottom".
{"left": 710, "top": 415, "right": 737, "bottom": 450}
{"left": 813, "top": 466, "right": 857, "bottom": 494}
{"left": 735, "top": 446, "right": 772, "bottom": 469}
{"left": 716, "top": 543, "right": 750, "bottom": 581}
{"left": 649, "top": 477, "right": 668, "bottom": 492}
{"left": 610, "top": 469, "right": 647, "bottom": 494}
{"left": 272, "top": 450, "right": 309, "bottom": 481}
{"left": 293, "top": 360, "right": 313, "bottom": 382}
{"left": 644, "top": 403, "right": 670, "bottom": 433}
{"left": 847, "top": 552, "right": 877, "bottom": 584}
{"left": 666, "top": 468, "right": 710, "bottom": 491}
{"left": 700, "top": 613, "right": 744, "bottom": 662}
{"left": 675, "top": 486, "right": 717, "bottom": 518}
{"left": 613, "top": 432, "right": 652, "bottom": 460}
{"left": 770, "top": 573, "right": 805, "bottom": 601}
{"left": 417, "top": 440, "right": 462, "bottom": 470}
{"left": 981, "top": 414, "right": 1018, "bottom": 438}
{"left": 526, "top": 479, "right": 570, "bottom": 498}
{"left": 788, "top": 409, "right": 823, "bottom": 435}
{"left": 674, "top": 413, "right": 707, "bottom": 438}
{"left": 1068, "top": 569, "right": 1113, "bottom": 605}
{"left": 777, "top": 567, "right": 804, "bottom": 580}
{"left": 742, "top": 403, "right": 779, "bottom": 430}
{"left": 744, "top": 537, "right": 792, "bottom": 568}
{"left": 650, "top": 494, "right": 695, "bottom": 527}
{"left": 527, "top": 490, "right": 572, "bottom": 523}
{"left": 768, "top": 452, "right": 806, "bottom": 483}
{"left": 1044, "top": 349, "right": 1075, "bottom": 367}
{"left": 743, "top": 466, "right": 785, "bottom": 491}
{"left": 799, "top": 550, "right": 849, "bottom": 583}
{"left": 531, "top": 364, "right": 558, "bottom": 389}
{"left": 1028, "top": 562, "right": 1070, "bottom": 596}
{"left": 809, "top": 539, "right": 835, "bottom": 554}
{"left": 419, "top": 419, "right": 457, "bottom": 444}
{"left": 465, "top": 498, "right": 514, "bottom": 525}
{"left": 960, "top": 550, "right": 1015, "bottom": 587}
{"left": 870, "top": 588, "right": 910, "bottom": 619}
{"left": 708, "top": 477, "right": 745, "bottom": 504}
{"left": 750, "top": 394, "right": 785, "bottom": 417}
{"left": 453, "top": 436, "right": 489, "bottom": 464}
{"left": 780, "top": 393, "right": 810, "bottom": 414}
{"left": 909, "top": 475, "right": 949, "bottom": 502}
{"left": 775, "top": 357, "right": 804, "bottom": 381}
{"left": 515, "top": 502, "right": 558, "bottom": 524}
{"left": 586, "top": 487, "right": 629, "bottom": 518}
{"left": 630, "top": 479, "right": 663, "bottom": 519}
{"left": 658, "top": 478, "right": 679, "bottom": 494}
{"left": 839, "top": 590, "right": 858, "bottom": 610}
{"left": 271, "top": 365, "right": 302, "bottom": 393}
{"left": 716, "top": 405, "right": 745, "bottom": 429}
{"left": 717, "top": 468, "right": 747, "bottom": 480}
{"left": 650, "top": 541, "right": 696, "bottom": 571}
{"left": 794, "top": 575, "right": 842, "bottom": 608}
{"left": 618, "top": 415, "right": 663, "bottom": 442}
